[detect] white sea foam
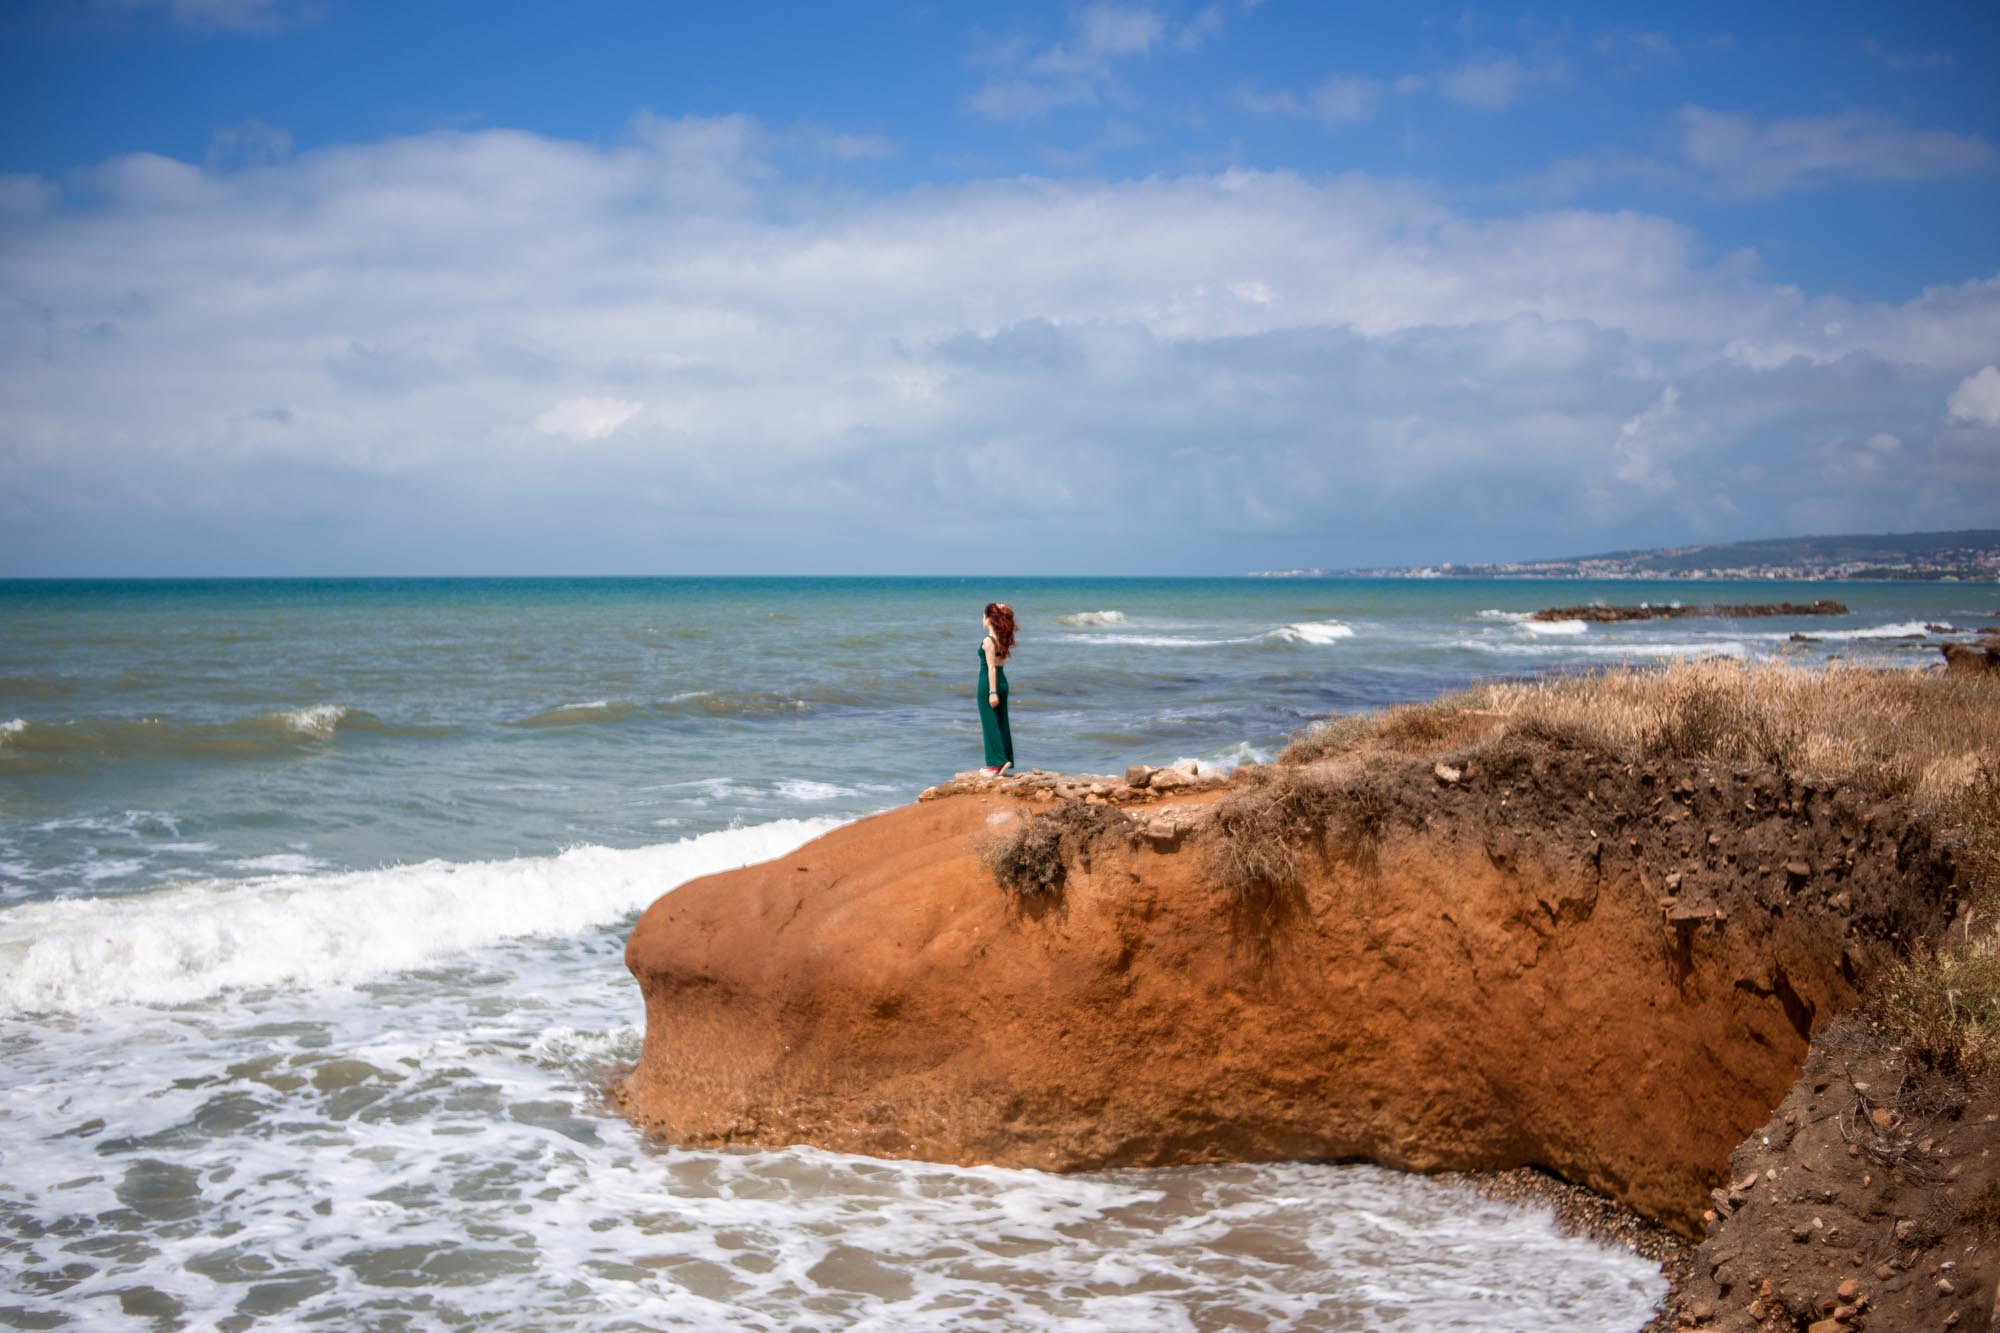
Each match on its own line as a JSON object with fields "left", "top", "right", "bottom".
{"left": 1075, "top": 633, "right": 1252, "bottom": 647}
{"left": 281, "top": 703, "right": 348, "bottom": 738}
{"left": 0, "top": 717, "right": 24, "bottom": 742}
{"left": 226, "top": 852, "right": 326, "bottom": 875}
{"left": 773, "top": 778, "right": 854, "bottom": 801}
{"left": 1756, "top": 620, "right": 1934, "bottom": 641}
{"left": 0, "top": 817, "right": 837, "bottom": 1014}
{"left": 1476, "top": 609, "right": 1531, "bottom": 622}
{"left": 1520, "top": 619, "right": 1588, "bottom": 636}
{"left": 1266, "top": 619, "right": 1355, "bottom": 645}
{"left": 1461, "top": 637, "right": 1749, "bottom": 660}
{"left": 1054, "top": 610, "right": 1127, "bottom": 626}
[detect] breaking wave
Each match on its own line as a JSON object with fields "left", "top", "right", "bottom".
{"left": 1264, "top": 620, "right": 1356, "bottom": 645}
{"left": 0, "top": 706, "right": 440, "bottom": 769}
{"left": 0, "top": 817, "right": 838, "bottom": 1014}
{"left": 1053, "top": 610, "right": 1127, "bottom": 627}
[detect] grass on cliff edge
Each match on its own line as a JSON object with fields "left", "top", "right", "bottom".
{"left": 1282, "top": 659, "right": 2000, "bottom": 1077}
{"left": 1281, "top": 658, "right": 2000, "bottom": 813}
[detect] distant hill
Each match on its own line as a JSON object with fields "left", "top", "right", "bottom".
{"left": 1255, "top": 530, "right": 2000, "bottom": 581}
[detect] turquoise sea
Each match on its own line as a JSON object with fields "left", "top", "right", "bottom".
{"left": 2, "top": 576, "right": 1992, "bottom": 1330}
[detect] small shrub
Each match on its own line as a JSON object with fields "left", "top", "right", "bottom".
{"left": 981, "top": 802, "right": 1125, "bottom": 900}
{"left": 1873, "top": 944, "right": 2000, "bottom": 1078}
{"left": 1374, "top": 695, "right": 1492, "bottom": 753}
{"left": 1279, "top": 713, "right": 1373, "bottom": 766}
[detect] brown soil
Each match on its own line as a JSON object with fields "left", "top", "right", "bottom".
{"left": 1667, "top": 1022, "right": 2000, "bottom": 1331}
{"left": 1533, "top": 601, "right": 1850, "bottom": 623}
{"left": 615, "top": 738, "right": 1957, "bottom": 1244}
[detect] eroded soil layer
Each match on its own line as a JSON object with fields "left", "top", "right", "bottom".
{"left": 618, "top": 742, "right": 1956, "bottom": 1239}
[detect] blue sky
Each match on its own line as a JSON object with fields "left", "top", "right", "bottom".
{"left": 2, "top": 0, "right": 1997, "bottom": 574}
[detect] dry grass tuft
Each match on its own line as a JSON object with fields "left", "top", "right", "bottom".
{"left": 1278, "top": 713, "right": 1373, "bottom": 766}
{"left": 1200, "top": 769, "right": 1388, "bottom": 903}
{"left": 1373, "top": 694, "right": 1500, "bottom": 754}
{"left": 981, "top": 802, "right": 1127, "bottom": 900}
{"left": 1873, "top": 944, "right": 2000, "bottom": 1078}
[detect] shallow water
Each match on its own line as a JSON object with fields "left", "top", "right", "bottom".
{"left": 3, "top": 576, "right": 1990, "bottom": 1330}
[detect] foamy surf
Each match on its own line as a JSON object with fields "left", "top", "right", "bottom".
{"left": 0, "top": 817, "right": 838, "bottom": 1014}
{"left": 1520, "top": 619, "right": 1589, "bottom": 635}
{"left": 1054, "top": 610, "right": 1127, "bottom": 626}
{"left": 1266, "top": 619, "right": 1356, "bottom": 645}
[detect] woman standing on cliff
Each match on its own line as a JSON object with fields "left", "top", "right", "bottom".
{"left": 978, "top": 603, "right": 1016, "bottom": 775}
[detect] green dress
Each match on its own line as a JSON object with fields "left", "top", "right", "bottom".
{"left": 978, "top": 638, "right": 1014, "bottom": 769}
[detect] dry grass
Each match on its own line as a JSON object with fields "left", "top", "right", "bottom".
{"left": 1873, "top": 945, "right": 2000, "bottom": 1078}
{"left": 981, "top": 802, "right": 1127, "bottom": 900}
{"left": 1200, "top": 768, "right": 1387, "bottom": 904}
{"left": 1277, "top": 713, "right": 1373, "bottom": 766}
{"left": 1283, "top": 660, "right": 2000, "bottom": 812}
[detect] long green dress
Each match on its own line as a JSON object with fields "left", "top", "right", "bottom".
{"left": 978, "top": 638, "right": 1014, "bottom": 769}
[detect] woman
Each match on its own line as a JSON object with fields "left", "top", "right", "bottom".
{"left": 978, "top": 602, "right": 1016, "bottom": 775}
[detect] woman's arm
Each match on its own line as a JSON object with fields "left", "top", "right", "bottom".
{"left": 983, "top": 636, "right": 1000, "bottom": 706}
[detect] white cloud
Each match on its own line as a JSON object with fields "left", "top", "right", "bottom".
{"left": 1948, "top": 365, "right": 2000, "bottom": 427}
{"left": 1240, "top": 74, "right": 1379, "bottom": 126}
{"left": 3, "top": 115, "right": 1998, "bottom": 573}
{"left": 1677, "top": 106, "right": 1997, "bottom": 195}
{"left": 1435, "top": 55, "right": 1560, "bottom": 110}
{"left": 968, "top": 5, "right": 1166, "bottom": 121}
{"left": 535, "top": 398, "right": 642, "bottom": 442}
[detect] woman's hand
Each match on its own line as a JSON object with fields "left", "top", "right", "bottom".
{"left": 988, "top": 692, "right": 999, "bottom": 706}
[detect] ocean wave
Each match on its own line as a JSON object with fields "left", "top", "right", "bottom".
{"left": 0, "top": 818, "right": 838, "bottom": 1014}
{"left": 1459, "top": 638, "right": 1749, "bottom": 660}
{"left": 1264, "top": 619, "right": 1355, "bottom": 645}
{"left": 657, "top": 691, "right": 811, "bottom": 718}
{"left": 1065, "top": 632, "right": 1249, "bottom": 647}
{"left": 516, "top": 700, "right": 638, "bottom": 728}
{"left": 1053, "top": 610, "right": 1127, "bottom": 627}
{"left": 1756, "top": 620, "right": 1935, "bottom": 642}
{"left": 0, "top": 706, "right": 435, "bottom": 769}
{"left": 1519, "top": 619, "right": 1588, "bottom": 636}
{"left": 1476, "top": 609, "right": 1532, "bottom": 622}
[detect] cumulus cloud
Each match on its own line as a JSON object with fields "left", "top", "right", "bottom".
{"left": 2, "top": 114, "right": 1998, "bottom": 573}
{"left": 1948, "top": 365, "right": 2000, "bottom": 427}
{"left": 1677, "top": 106, "right": 1997, "bottom": 194}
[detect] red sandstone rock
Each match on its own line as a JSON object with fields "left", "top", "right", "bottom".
{"left": 617, "top": 746, "right": 1956, "bottom": 1237}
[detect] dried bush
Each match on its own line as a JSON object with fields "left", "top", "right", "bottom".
{"left": 1873, "top": 944, "right": 2000, "bottom": 1078}
{"left": 1278, "top": 713, "right": 1374, "bottom": 766}
{"left": 1199, "top": 770, "right": 1390, "bottom": 904}
{"left": 1373, "top": 694, "right": 1497, "bottom": 754}
{"left": 981, "top": 801, "right": 1126, "bottom": 900}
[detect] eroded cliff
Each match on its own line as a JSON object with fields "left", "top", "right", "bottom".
{"left": 615, "top": 740, "right": 1958, "bottom": 1238}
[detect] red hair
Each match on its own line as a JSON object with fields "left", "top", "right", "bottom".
{"left": 984, "top": 602, "right": 1016, "bottom": 662}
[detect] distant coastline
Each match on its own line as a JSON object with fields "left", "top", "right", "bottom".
{"left": 1253, "top": 527, "right": 2000, "bottom": 582}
